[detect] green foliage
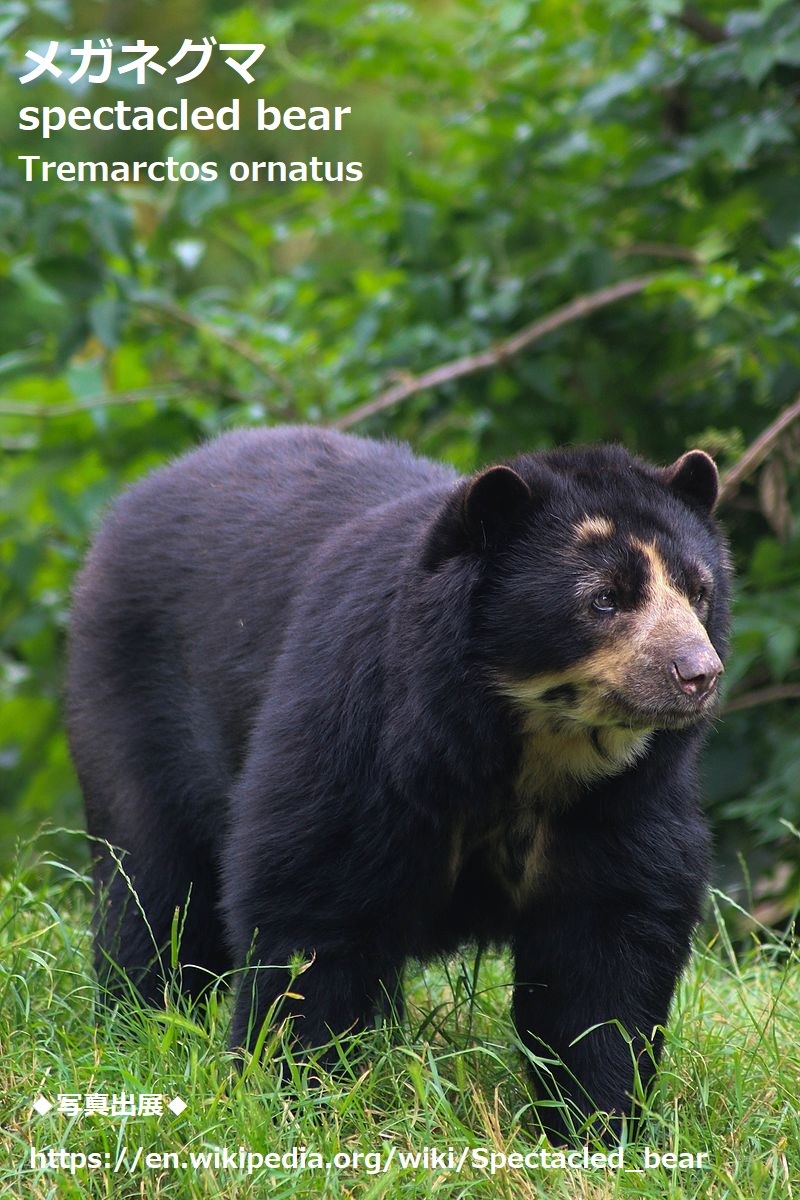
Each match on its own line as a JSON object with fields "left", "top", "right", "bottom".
{"left": 1, "top": 0, "right": 799, "bottom": 915}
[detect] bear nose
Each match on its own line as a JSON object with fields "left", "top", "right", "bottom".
{"left": 670, "top": 648, "right": 723, "bottom": 700}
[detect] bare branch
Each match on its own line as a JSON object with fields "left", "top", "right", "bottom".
{"left": 724, "top": 685, "right": 800, "bottom": 714}
{"left": 615, "top": 242, "right": 700, "bottom": 265}
{"left": 138, "top": 299, "right": 297, "bottom": 406}
{"left": 0, "top": 385, "right": 188, "bottom": 419}
{"left": 336, "top": 274, "right": 662, "bottom": 430}
{"left": 718, "top": 391, "right": 800, "bottom": 505}
{"left": 674, "top": 6, "right": 728, "bottom": 44}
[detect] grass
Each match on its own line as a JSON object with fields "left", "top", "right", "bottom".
{"left": 1, "top": 830, "right": 798, "bottom": 1199}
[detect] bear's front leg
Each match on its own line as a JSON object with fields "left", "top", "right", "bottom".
{"left": 229, "top": 936, "right": 404, "bottom": 1060}
{"left": 512, "top": 893, "right": 698, "bottom": 1144}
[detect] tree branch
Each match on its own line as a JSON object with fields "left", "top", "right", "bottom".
{"left": 336, "top": 274, "right": 661, "bottom": 430}
{"left": 0, "top": 385, "right": 188, "bottom": 418}
{"left": 718, "top": 391, "right": 800, "bottom": 505}
{"left": 138, "top": 299, "right": 297, "bottom": 407}
{"left": 724, "top": 685, "right": 800, "bottom": 714}
{"left": 674, "top": 6, "right": 728, "bottom": 44}
{"left": 615, "top": 242, "right": 700, "bottom": 265}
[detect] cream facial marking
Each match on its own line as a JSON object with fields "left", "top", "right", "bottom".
{"left": 627, "top": 538, "right": 715, "bottom": 650}
{"left": 573, "top": 515, "right": 615, "bottom": 544}
{"left": 498, "top": 538, "right": 718, "bottom": 803}
{"left": 499, "top": 666, "right": 654, "bottom": 803}
{"left": 632, "top": 538, "right": 688, "bottom": 607}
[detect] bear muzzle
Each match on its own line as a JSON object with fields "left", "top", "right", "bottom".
{"left": 669, "top": 645, "right": 724, "bottom": 702}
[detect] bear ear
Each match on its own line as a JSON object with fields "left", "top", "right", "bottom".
{"left": 423, "top": 464, "right": 534, "bottom": 568}
{"left": 663, "top": 449, "right": 719, "bottom": 514}
{"left": 462, "top": 465, "right": 532, "bottom": 550}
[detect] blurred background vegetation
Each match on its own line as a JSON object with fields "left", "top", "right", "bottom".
{"left": 1, "top": 0, "right": 799, "bottom": 928}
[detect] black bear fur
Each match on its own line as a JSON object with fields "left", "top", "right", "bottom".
{"left": 66, "top": 426, "right": 730, "bottom": 1142}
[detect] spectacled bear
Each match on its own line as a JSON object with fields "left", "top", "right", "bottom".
{"left": 66, "top": 426, "right": 730, "bottom": 1142}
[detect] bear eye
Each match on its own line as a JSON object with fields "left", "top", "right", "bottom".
{"left": 591, "top": 589, "right": 618, "bottom": 614}
{"left": 690, "top": 585, "right": 708, "bottom": 608}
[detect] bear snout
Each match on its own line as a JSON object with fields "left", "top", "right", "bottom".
{"left": 669, "top": 645, "right": 723, "bottom": 701}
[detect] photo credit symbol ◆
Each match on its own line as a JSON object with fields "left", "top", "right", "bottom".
{"left": 32, "top": 1097, "right": 53, "bottom": 1115}
{"left": 167, "top": 1097, "right": 188, "bottom": 1114}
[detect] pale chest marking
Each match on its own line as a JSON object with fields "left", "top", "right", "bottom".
{"left": 514, "top": 709, "right": 652, "bottom": 804}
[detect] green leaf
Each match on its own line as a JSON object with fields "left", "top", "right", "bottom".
{"left": 765, "top": 626, "right": 798, "bottom": 682}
